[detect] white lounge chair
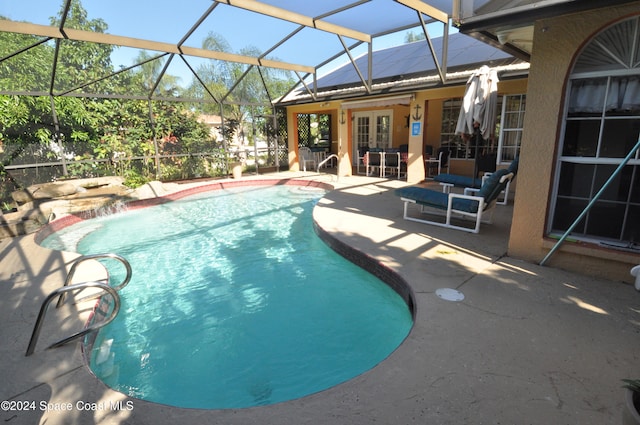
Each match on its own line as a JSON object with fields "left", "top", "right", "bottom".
{"left": 395, "top": 169, "right": 514, "bottom": 233}
{"left": 434, "top": 157, "right": 518, "bottom": 205}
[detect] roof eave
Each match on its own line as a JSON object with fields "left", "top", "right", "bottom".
{"left": 460, "top": 31, "right": 531, "bottom": 62}
{"left": 456, "top": 0, "right": 639, "bottom": 33}
{"left": 275, "top": 62, "right": 530, "bottom": 107}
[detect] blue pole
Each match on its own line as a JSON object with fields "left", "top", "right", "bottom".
{"left": 540, "top": 135, "right": 640, "bottom": 266}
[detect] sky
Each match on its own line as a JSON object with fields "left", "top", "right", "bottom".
{"left": 1, "top": 0, "right": 456, "bottom": 86}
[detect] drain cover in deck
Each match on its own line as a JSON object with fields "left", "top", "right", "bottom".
{"left": 435, "top": 288, "right": 464, "bottom": 302}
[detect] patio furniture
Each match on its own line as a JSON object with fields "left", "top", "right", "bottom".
{"left": 382, "top": 149, "right": 404, "bottom": 178}
{"left": 299, "top": 147, "right": 317, "bottom": 172}
{"left": 395, "top": 168, "right": 514, "bottom": 233}
{"left": 399, "top": 144, "right": 409, "bottom": 178}
{"left": 311, "top": 147, "right": 333, "bottom": 168}
{"left": 356, "top": 146, "right": 369, "bottom": 174}
{"left": 359, "top": 146, "right": 408, "bottom": 179}
{"left": 434, "top": 173, "right": 483, "bottom": 189}
{"left": 425, "top": 147, "right": 450, "bottom": 178}
{"left": 365, "top": 149, "right": 384, "bottom": 177}
{"left": 434, "top": 157, "right": 518, "bottom": 205}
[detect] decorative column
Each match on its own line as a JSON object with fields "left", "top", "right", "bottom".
{"left": 407, "top": 97, "right": 426, "bottom": 183}
{"left": 337, "top": 108, "right": 352, "bottom": 177}
{"left": 287, "top": 110, "right": 300, "bottom": 171}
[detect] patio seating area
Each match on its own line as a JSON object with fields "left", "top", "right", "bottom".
{"left": 395, "top": 169, "right": 514, "bottom": 233}
{"left": 1, "top": 171, "right": 638, "bottom": 424}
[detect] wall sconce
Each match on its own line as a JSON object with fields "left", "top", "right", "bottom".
{"left": 339, "top": 110, "right": 346, "bottom": 125}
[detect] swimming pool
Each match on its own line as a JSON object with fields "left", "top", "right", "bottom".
{"left": 41, "top": 182, "right": 413, "bottom": 409}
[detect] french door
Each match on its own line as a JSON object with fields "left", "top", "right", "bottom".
{"left": 352, "top": 110, "right": 393, "bottom": 162}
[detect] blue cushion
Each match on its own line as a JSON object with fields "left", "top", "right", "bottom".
{"left": 395, "top": 186, "right": 481, "bottom": 213}
{"left": 507, "top": 156, "right": 519, "bottom": 175}
{"left": 477, "top": 169, "right": 509, "bottom": 201}
{"left": 433, "top": 174, "right": 483, "bottom": 188}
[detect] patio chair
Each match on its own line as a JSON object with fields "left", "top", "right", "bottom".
{"left": 397, "top": 144, "right": 409, "bottom": 178}
{"left": 356, "top": 146, "right": 369, "bottom": 174}
{"left": 395, "top": 168, "right": 514, "bottom": 233}
{"left": 365, "top": 148, "right": 383, "bottom": 177}
{"left": 299, "top": 147, "right": 317, "bottom": 172}
{"left": 425, "top": 147, "right": 450, "bottom": 178}
{"left": 383, "top": 149, "right": 402, "bottom": 178}
{"left": 434, "top": 157, "right": 518, "bottom": 205}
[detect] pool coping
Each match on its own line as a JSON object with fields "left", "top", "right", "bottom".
{"left": 36, "top": 177, "right": 416, "bottom": 318}
{"left": 35, "top": 178, "right": 332, "bottom": 244}
{"left": 313, "top": 221, "right": 416, "bottom": 319}
{"left": 2, "top": 173, "right": 639, "bottom": 425}
{"left": 34, "top": 177, "right": 418, "bottom": 406}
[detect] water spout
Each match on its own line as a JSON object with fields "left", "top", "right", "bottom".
{"left": 88, "top": 199, "right": 128, "bottom": 218}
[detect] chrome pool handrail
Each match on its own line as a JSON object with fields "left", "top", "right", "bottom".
{"left": 26, "top": 281, "right": 120, "bottom": 356}
{"left": 56, "top": 253, "right": 132, "bottom": 308}
{"left": 316, "top": 154, "right": 339, "bottom": 172}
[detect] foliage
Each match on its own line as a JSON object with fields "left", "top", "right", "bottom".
{"left": 404, "top": 30, "right": 426, "bottom": 43}
{"left": 0, "top": 0, "right": 290, "bottom": 207}
{"left": 0, "top": 29, "right": 52, "bottom": 92}
{"left": 133, "top": 51, "right": 182, "bottom": 97}
{"left": 49, "top": 0, "right": 114, "bottom": 93}
{"left": 185, "top": 32, "right": 295, "bottom": 146}
{"left": 122, "top": 169, "right": 149, "bottom": 189}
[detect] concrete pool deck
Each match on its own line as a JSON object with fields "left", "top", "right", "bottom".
{"left": 1, "top": 171, "right": 639, "bottom": 424}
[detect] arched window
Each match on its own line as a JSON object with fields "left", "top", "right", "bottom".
{"left": 549, "top": 16, "right": 640, "bottom": 249}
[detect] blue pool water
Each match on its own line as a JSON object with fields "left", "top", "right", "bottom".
{"left": 42, "top": 184, "right": 413, "bottom": 409}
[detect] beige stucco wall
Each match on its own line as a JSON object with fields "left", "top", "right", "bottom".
{"left": 286, "top": 78, "right": 528, "bottom": 181}
{"left": 410, "top": 79, "right": 528, "bottom": 180}
{"left": 286, "top": 101, "right": 411, "bottom": 175}
{"left": 286, "top": 102, "right": 342, "bottom": 172}
{"left": 508, "top": 4, "right": 640, "bottom": 283}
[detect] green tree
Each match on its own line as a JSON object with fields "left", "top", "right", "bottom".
{"left": 187, "top": 32, "right": 295, "bottom": 147}
{"left": 50, "top": 0, "right": 114, "bottom": 94}
{"left": 132, "top": 51, "right": 182, "bottom": 98}
{"left": 404, "top": 30, "right": 426, "bottom": 43}
{"left": 0, "top": 26, "right": 52, "bottom": 93}
{"left": 0, "top": 0, "right": 226, "bottom": 201}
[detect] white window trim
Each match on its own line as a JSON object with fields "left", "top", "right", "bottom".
{"left": 548, "top": 16, "right": 640, "bottom": 246}
{"left": 496, "top": 94, "right": 526, "bottom": 165}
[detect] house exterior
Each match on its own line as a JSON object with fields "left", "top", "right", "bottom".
{"left": 485, "top": 3, "right": 640, "bottom": 283}
{"left": 280, "top": 32, "right": 529, "bottom": 180}
{"left": 280, "top": 2, "right": 640, "bottom": 284}
{"left": 197, "top": 114, "right": 223, "bottom": 139}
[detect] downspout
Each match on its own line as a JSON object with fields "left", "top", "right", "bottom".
{"left": 540, "top": 135, "right": 640, "bottom": 266}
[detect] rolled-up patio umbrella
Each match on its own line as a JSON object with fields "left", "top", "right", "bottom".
{"left": 456, "top": 65, "right": 499, "bottom": 139}
{"left": 455, "top": 65, "right": 499, "bottom": 176}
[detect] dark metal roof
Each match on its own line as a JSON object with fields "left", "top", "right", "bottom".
{"left": 277, "top": 32, "right": 526, "bottom": 104}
